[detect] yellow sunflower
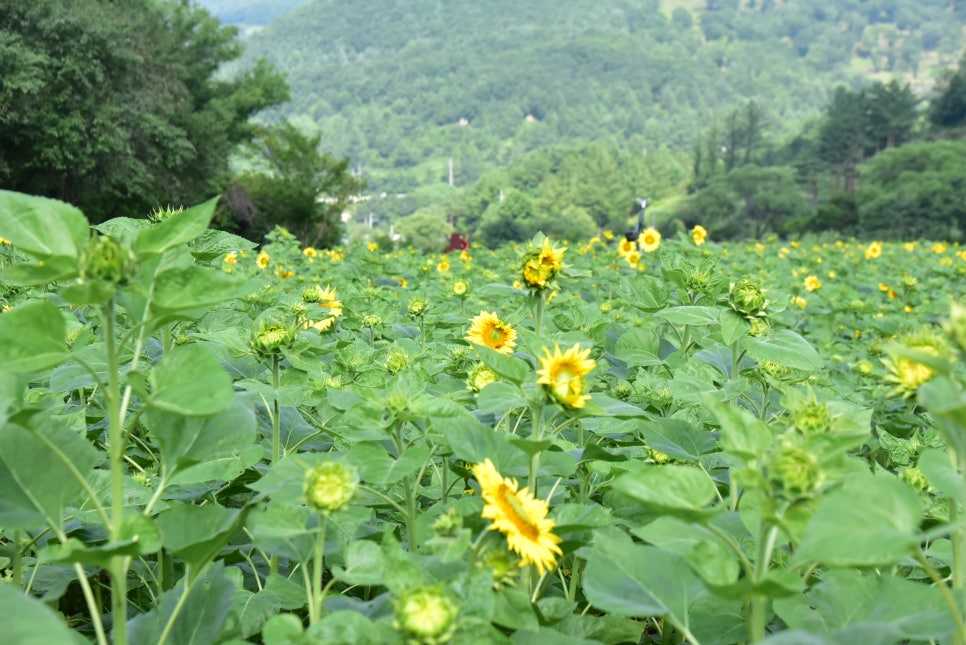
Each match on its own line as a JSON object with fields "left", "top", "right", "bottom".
{"left": 303, "top": 246, "right": 318, "bottom": 258}
{"left": 256, "top": 249, "right": 270, "bottom": 269}
{"left": 638, "top": 227, "right": 661, "bottom": 253}
{"left": 536, "top": 343, "right": 596, "bottom": 409}
{"left": 617, "top": 238, "right": 636, "bottom": 258}
{"left": 864, "top": 241, "right": 882, "bottom": 260}
{"left": 472, "top": 458, "right": 562, "bottom": 576}
{"left": 803, "top": 275, "right": 821, "bottom": 292}
{"left": 691, "top": 225, "right": 708, "bottom": 246}
{"left": 539, "top": 237, "right": 566, "bottom": 271}
{"left": 519, "top": 236, "right": 567, "bottom": 290}
{"left": 465, "top": 311, "right": 518, "bottom": 355}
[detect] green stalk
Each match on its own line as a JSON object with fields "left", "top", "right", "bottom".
{"left": 957, "top": 448, "right": 966, "bottom": 627}
{"left": 532, "top": 292, "right": 545, "bottom": 336}
{"left": 73, "top": 562, "right": 108, "bottom": 645}
{"left": 749, "top": 523, "right": 779, "bottom": 643}
{"left": 104, "top": 298, "right": 129, "bottom": 645}
{"left": 403, "top": 475, "right": 418, "bottom": 552}
{"left": 12, "top": 530, "right": 21, "bottom": 588}
{"left": 309, "top": 517, "right": 328, "bottom": 625}
{"left": 156, "top": 570, "right": 195, "bottom": 645}
{"left": 914, "top": 550, "right": 966, "bottom": 644}
{"left": 271, "top": 354, "right": 282, "bottom": 465}
{"left": 528, "top": 403, "right": 544, "bottom": 496}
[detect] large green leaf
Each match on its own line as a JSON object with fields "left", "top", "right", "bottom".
{"left": 613, "top": 275, "right": 670, "bottom": 312}
{"left": 128, "top": 561, "right": 236, "bottom": 645}
{"left": 148, "top": 344, "right": 234, "bottom": 416}
{"left": 152, "top": 265, "right": 262, "bottom": 313}
{"left": 0, "top": 582, "right": 87, "bottom": 645}
{"left": 155, "top": 504, "right": 249, "bottom": 574}
{"left": 743, "top": 330, "right": 824, "bottom": 370}
{"left": 473, "top": 344, "right": 530, "bottom": 385}
{"left": 0, "top": 301, "right": 68, "bottom": 373}
{"left": 794, "top": 472, "right": 922, "bottom": 567}
{"left": 133, "top": 197, "right": 218, "bottom": 256}
{"left": 0, "top": 416, "right": 100, "bottom": 532}
{"left": 0, "top": 190, "right": 89, "bottom": 259}
{"left": 655, "top": 306, "right": 719, "bottom": 327}
{"left": 149, "top": 403, "right": 257, "bottom": 481}
{"left": 773, "top": 569, "right": 954, "bottom": 643}
{"left": 611, "top": 464, "right": 718, "bottom": 521}
{"left": 583, "top": 530, "right": 704, "bottom": 639}
{"left": 707, "top": 398, "right": 773, "bottom": 462}
{"left": 639, "top": 418, "right": 718, "bottom": 461}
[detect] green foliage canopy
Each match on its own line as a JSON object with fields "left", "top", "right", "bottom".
{"left": 0, "top": 0, "right": 289, "bottom": 222}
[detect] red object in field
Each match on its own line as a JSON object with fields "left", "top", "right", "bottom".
{"left": 444, "top": 232, "right": 470, "bottom": 252}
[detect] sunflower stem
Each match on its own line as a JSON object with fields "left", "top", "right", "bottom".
{"left": 309, "top": 516, "right": 328, "bottom": 625}
{"left": 532, "top": 292, "right": 545, "bottom": 336}
{"left": 528, "top": 403, "right": 544, "bottom": 496}
{"left": 403, "top": 475, "right": 418, "bottom": 552}
{"left": 104, "top": 297, "right": 129, "bottom": 645}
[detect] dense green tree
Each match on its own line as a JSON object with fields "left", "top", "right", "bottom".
{"left": 476, "top": 190, "right": 534, "bottom": 247}
{"left": 929, "top": 53, "right": 966, "bottom": 129}
{"left": 866, "top": 80, "right": 918, "bottom": 150}
{"left": 818, "top": 87, "right": 868, "bottom": 192}
{"left": 856, "top": 140, "right": 966, "bottom": 239}
{"left": 0, "top": 0, "right": 289, "bottom": 221}
{"left": 226, "top": 122, "right": 364, "bottom": 247}
{"left": 681, "top": 165, "right": 809, "bottom": 239}
{"left": 395, "top": 209, "right": 454, "bottom": 254}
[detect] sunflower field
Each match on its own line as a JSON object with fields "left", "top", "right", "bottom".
{"left": 2, "top": 189, "right": 966, "bottom": 645}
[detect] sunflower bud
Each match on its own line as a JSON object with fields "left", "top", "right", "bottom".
{"left": 764, "top": 438, "right": 825, "bottom": 502}
{"left": 251, "top": 316, "right": 297, "bottom": 356}
{"left": 729, "top": 277, "right": 768, "bottom": 319}
{"left": 408, "top": 298, "right": 429, "bottom": 318}
{"left": 790, "top": 399, "right": 830, "bottom": 435}
{"left": 81, "top": 235, "right": 137, "bottom": 286}
{"left": 394, "top": 586, "right": 459, "bottom": 645}
{"left": 385, "top": 346, "right": 411, "bottom": 374}
{"left": 304, "top": 460, "right": 359, "bottom": 513}
{"left": 452, "top": 279, "right": 469, "bottom": 299}
{"left": 466, "top": 363, "right": 498, "bottom": 392}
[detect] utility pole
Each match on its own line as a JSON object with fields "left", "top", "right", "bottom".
{"left": 448, "top": 158, "right": 454, "bottom": 187}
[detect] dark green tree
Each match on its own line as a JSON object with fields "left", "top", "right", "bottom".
{"left": 0, "top": 0, "right": 288, "bottom": 221}
{"left": 818, "top": 87, "right": 868, "bottom": 192}
{"left": 866, "top": 79, "right": 918, "bottom": 150}
{"left": 929, "top": 54, "right": 966, "bottom": 129}
{"left": 856, "top": 140, "right": 966, "bottom": 239}
{"left": 227, "top": 122, "right": 364, "bottom": 247}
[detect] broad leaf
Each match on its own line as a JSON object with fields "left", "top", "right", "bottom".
{"left": 795, "top": 472, "right": 922, "bottom": 567}
{"left": 0, "top": 301, "right": 68, "bottom": 373}
{"left": 0, "top": 190, "right": 88, "bottom": 259}
{"left": 148, "top": 344, "right": 234, "bottom": 416}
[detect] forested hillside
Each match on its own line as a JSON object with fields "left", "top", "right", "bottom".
{"left": 230, "top": 0, "right": 966, "bottom": 196}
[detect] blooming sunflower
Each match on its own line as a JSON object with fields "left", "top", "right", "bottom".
{"left": 472, "top": 459, "right": 562, "bottom": 576}
{"left": 864, "top": 241, "right": 882, "bottom": 260}
{"left": 617, "top": 238, "right": 636, "bottom": 258}
{"left": 256, "top": 249, "right": 270, "bottom": 269}
{"left": 465, "top": 311, "right": 517, "bottom": 355}
{"left": 803, "top": 275, "right": 821, "bottom": 292}
{"left": 519, "top": 236, "right": 567, "bottom": 290}
{"left": 303, "top": 246, "right": 318, "bottom": 258}
{"left": 536, "top": 343, "right": 596, "bottom": 409}
{"left": 691, "top": 225, "right": 708, "bottom": 246}
{"left": 638, "top": 227, "right": 661, "bottom": 253}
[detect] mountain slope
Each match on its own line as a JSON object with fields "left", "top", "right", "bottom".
{"left": 235, "top": 0, "right": 966, "bottom": 192}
